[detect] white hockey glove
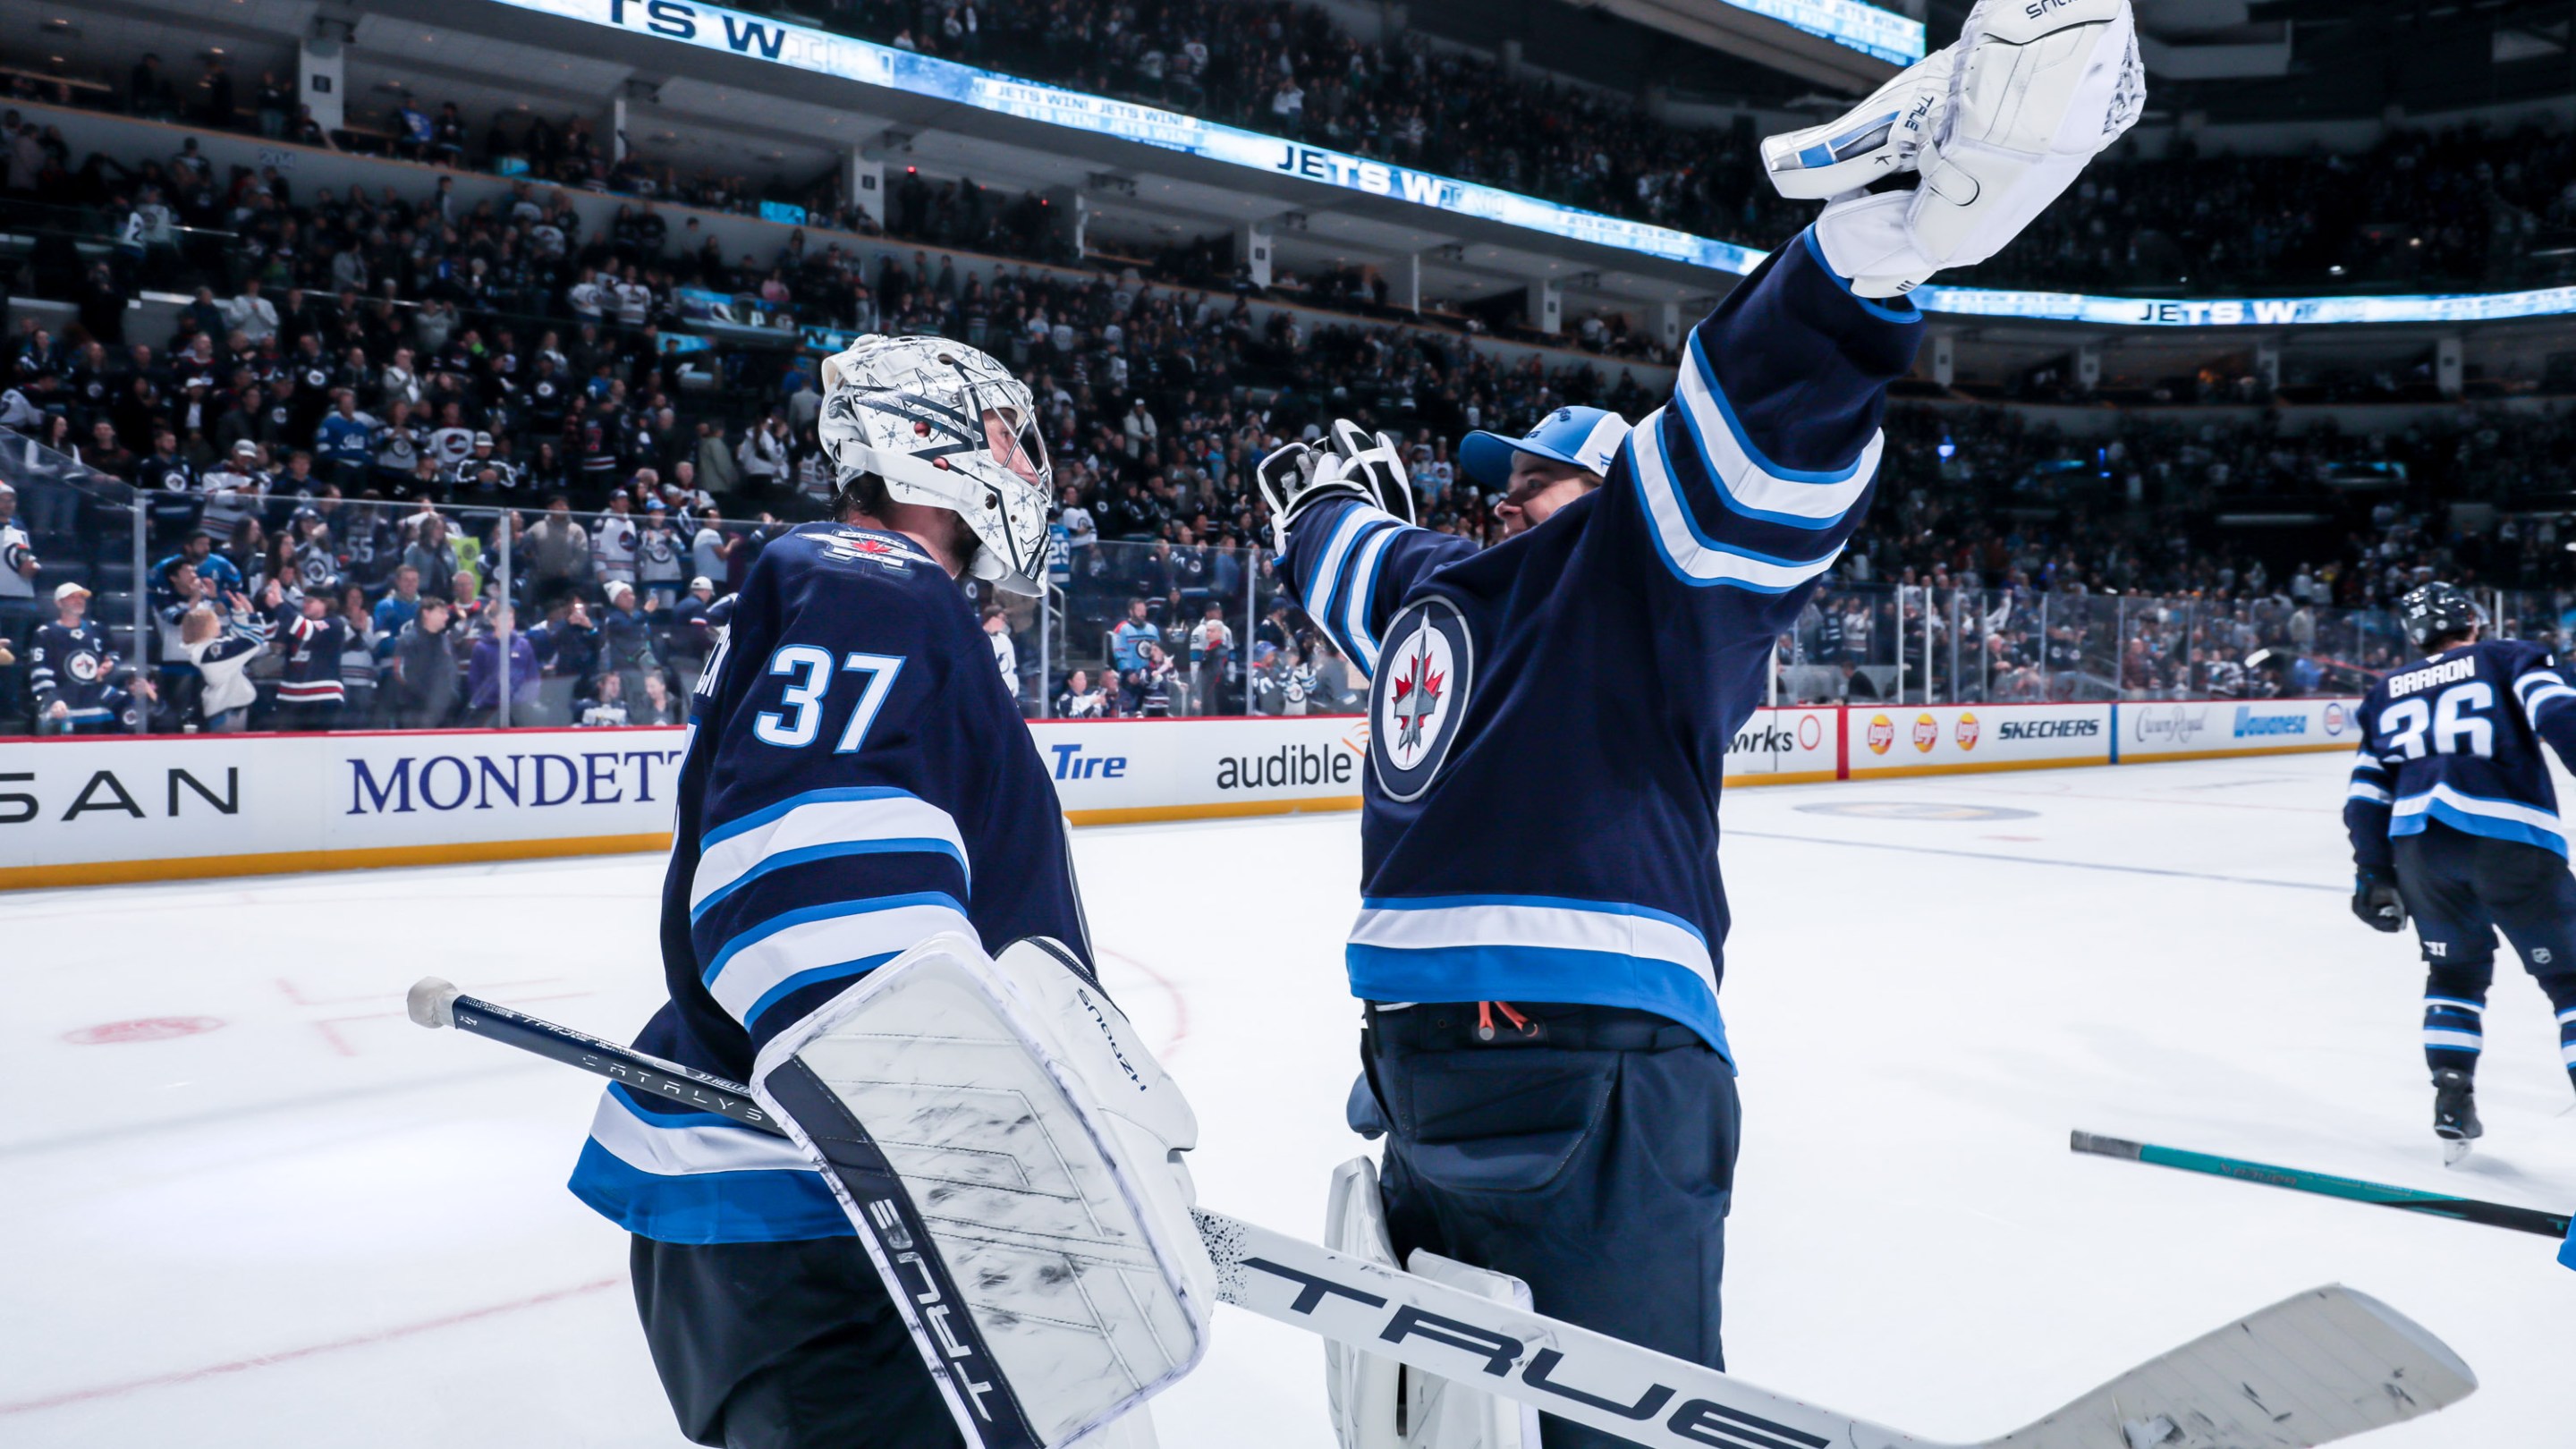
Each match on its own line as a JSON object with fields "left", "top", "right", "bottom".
{"left": 1256, "top": 419, "right": 1414, "bottom": 551}
{"left": 753, "top": 935, "right": 1213, "bottom": 1449}
{"left": 1761, "top": 0, "right": 2145, "bottom": 297}
{"left": 1325, "top": 419, "right": 1417, "bottom": 527}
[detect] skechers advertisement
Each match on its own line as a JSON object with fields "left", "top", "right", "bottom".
{"left": 1845, "top": 704, "right": 2114, "bottom": 777}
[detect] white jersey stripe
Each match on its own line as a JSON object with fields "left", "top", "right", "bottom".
{"left": 2393, "top": 783, "right": 2566, "bottom": 837}
{"left": 1629, "top": 415, "right": 1850, "bottom": 594}
{"left": 1672, "top": 333, "right": 1880, "bottom": 525}
{"left": 691, "top": 790, "right": 968, "bottom": 917}
{"left": 1350, "top": 897, "right": 1717, "bottom": 999}
{"left": 707, "top": 897, "right": 974, "bottom": 1029}
{"left": 586, "top": 1087, "right": 817, "bottom": 1176}
{"left": 1341, "top": 523, "right": 1402, "bottom": 676}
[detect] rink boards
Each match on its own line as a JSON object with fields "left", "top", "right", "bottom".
{"left": 0, "top": 700, "right": 2358, "bottom": 889}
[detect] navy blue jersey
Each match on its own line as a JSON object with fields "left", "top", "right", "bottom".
{"left": 1279, "top": 231, "right": 1919, "bottom": 1058}
{"left": 570, "top": 521, "right": 1090, "bottom": 1245}
{"left": 270, "top": 606, "right": 349, "bottom": 707}
{"left": 29, "top": 620, "right": 125, "bottom": 724}
{"left": 2346, "top": 638, "right": 2576, "bottom": 868}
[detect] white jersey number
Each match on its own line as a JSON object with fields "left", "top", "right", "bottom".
{"left": 753, "top": 644, "right": 905, "bottom": 754}
{"left": 2382, "top": 682, "right": 2496, "bottom": 761}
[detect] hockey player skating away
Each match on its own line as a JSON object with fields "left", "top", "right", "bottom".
{"left": 1260, "top": 4, "right": 2144, "bottom": 1445}
{"left": 2346, "top": 580, "right": 2576, "bottom": 1163}
{"left": 564, "top": 336, "right": 1200, "bottom": 1449}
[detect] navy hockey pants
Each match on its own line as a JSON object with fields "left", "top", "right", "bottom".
{"left": 2394, "top": 823, "right": 2576, "bottom": 1085}
{"left": 1358, "top": 1002, "right": 1742, "bottom": 1449}
{"left": 631, "top": 1235, "right": 962, "bottom": 1449}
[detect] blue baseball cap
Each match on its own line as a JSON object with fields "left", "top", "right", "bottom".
{"left": 1459, "top": 406, "right": 1631, "bottom": 490}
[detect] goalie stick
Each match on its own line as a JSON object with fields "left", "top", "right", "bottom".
{"left": 410, "top": 979, "right": 2478, "bottom": 1449}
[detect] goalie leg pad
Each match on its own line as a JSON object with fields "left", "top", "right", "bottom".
{"left": 1325, "top": 1157, "right": 1402, "bottom": 1449}
{"left": 754, "top": 934, "right": 1215, "bottom": 1449}
{"left": 1402, "top": 1250, "right": 1539, "bottom": 1449}
{"left": 1325, "top": 1157, "right": 1538, "bottom": 1449}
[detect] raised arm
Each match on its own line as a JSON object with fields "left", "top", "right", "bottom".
{"left": 1623, "top": 228, "right": 1923, "bottom": 625}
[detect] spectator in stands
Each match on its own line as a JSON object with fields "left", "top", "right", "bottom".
{"left": 1110, "top": 597, "right": 1157, "bottom": 673}
{"left": 467, "top": 603, "right": 539, "bottom": 724}
{"left": 1056, "top": 667, "right": 1107, "bottom": 719}
{"left": 176, "top": 597, "right": 265, "bottom": 732}
{"left": 632, "top": 669, "right": 681, "bottom": 724}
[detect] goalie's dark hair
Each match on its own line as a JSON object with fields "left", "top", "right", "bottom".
{"left": 835, "top": 468, "right": 894, "bottom": 521}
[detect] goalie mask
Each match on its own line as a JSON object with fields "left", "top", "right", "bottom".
{"left": 818, "top": 335, "right": 1054, "bottom": 595}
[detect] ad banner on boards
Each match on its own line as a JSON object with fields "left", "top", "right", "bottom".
{"left": 1722, "top": 708, "right": 1841, "bottom": 784}
{"left": 2, "top": 727, "right": 692, "bottom": 888}
{"left": 2119, "top": 698, "right": 2360, "bottom": 760}
{"left": 1, "top": 716, "right": 1378, "bottom": 889}
{"left": 1027, "top": 716, "right": 1368, "bottom": 823}
{"left": 1847, "top": 703, "right": 2116, "bottom": 777}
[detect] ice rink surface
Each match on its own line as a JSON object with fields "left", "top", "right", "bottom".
{"left": 7, "top": 750, "right": 2572, "bottom": 1447}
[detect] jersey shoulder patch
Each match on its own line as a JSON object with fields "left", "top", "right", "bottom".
{"left": 1369, "top": 594, "right": 1475, "bottom": 803}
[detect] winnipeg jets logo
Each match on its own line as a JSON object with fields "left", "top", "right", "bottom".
{"left": 1387, "top": 645, "right": 1445, "bottom": 758}
{"left": 1369, "top": 597, "right": 1473, "bottom": 802}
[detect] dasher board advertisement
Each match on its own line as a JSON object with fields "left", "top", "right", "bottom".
{"left": 1847, "top": 704, "right": 2114, "bottom": 777}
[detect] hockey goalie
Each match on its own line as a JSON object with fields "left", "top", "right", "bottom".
{"left": 563, "top": 332, "right": 1205, "bottom": 1449}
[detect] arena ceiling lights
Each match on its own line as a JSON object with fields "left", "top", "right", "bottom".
{"left": 504, "top": 0, "right": 2576, "bottom": 329}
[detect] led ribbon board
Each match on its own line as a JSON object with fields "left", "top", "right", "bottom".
{"left": 1722, "top": 0, "right": 1925, "bottom": 66}
{"left": 506, "top": 0, "right": 2576, "bottom": 327}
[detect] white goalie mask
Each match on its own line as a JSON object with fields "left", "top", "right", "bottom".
{"left": 816, "top": 335, "right": 1054, "bottom": 595}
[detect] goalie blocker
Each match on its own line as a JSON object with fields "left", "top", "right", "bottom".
{"left": 750, "top": 934, "right": 1216, "bottom": 1449}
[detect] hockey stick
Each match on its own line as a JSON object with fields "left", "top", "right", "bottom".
{"left": 2072, "top": 1130, "right": 2572, "bottom": 1238}
{"left": 409, "top": 979, "right": 2477, "bottom": 1449}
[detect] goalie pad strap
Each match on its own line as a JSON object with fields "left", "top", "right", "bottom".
{"left": 762, "top": 1058, "right": 1046, "bottom": 1449}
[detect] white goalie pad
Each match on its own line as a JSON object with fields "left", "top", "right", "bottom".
{"left": 1403, "top": 1252, "right": 1539, "bottom": 1449}
{"left": 752, "top": 934, "right": 1216, "bottom": 1449}
{"left": 1326, "top": 1158, "right": 1402, "bottom": 1449}
{"left": 1323, "top": 1157, "right": 1536, "bottom": 1449}
{"left": 1788, "top": 0, "right": 2145, "bottom": 297}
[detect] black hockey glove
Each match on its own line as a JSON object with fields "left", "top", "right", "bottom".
{"left": 2351, "top": 869, "right": 2406, "bottom": 933}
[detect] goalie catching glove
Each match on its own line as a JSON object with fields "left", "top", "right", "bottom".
{"left": 1257, "top": 419, "right": 1416, "bottom": 551}
{"left": 752, "top": 935, "right": 1215, "bottom": 1449}
{"left": 1761, "top": 0, "right": 2146, "bottom": 297}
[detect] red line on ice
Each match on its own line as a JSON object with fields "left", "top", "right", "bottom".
{"left": 1101, "top": 948, "right": 1192, "bottom": 1061}
{"left": 0, "top": 1277, "right": 621, "bottom": 1415}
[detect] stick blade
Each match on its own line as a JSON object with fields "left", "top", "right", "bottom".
{"left": 1983, "top": 1285, "right": 2474, "bottom": 1448}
